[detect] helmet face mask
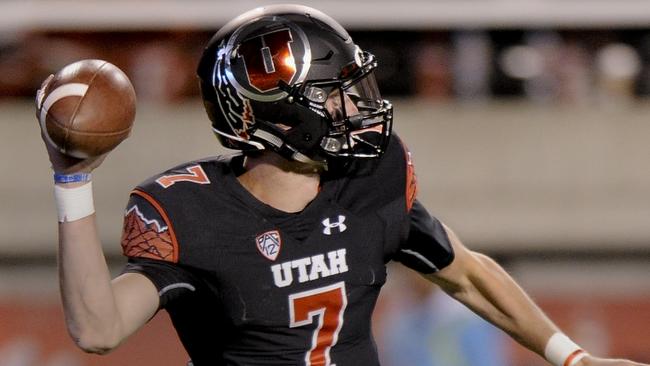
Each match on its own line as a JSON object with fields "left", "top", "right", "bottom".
{"left": 290, "top": 51, "right": 393, "bottom": 159}
{"left": 198, "top": 5, "right": 393, "bottom": 167}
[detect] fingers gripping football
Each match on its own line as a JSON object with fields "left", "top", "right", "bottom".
{"left": 36, "top": 59, "right": 136, "bottom": 168}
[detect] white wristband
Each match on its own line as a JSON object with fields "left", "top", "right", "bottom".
{"left": 545, "top": 333, "right": 588, "bottom": 366}
{"left": 54, "top": 182, "right": 95, "bottom": 222}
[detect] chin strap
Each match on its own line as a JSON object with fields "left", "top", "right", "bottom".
{"left": 251, "top": 128, "right": 326, "bottom": 168}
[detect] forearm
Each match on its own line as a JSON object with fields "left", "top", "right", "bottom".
{"left": 58, "top": 212, "right": 123, "bottom": 353}
{"left": 50, "top": 175, "right": 161, "bottom": 355}
{"left": 418, "top": 223, "right": 649, "bottom": 366}
{"left": 425, "top": 225, "right": 561, "bottom": 359}
{"left": 444, "top": 252, "right": 558, "bottom": 356}
{"left": 433, "top": 249, "right": 650, "bottom": 366}
{"left": 38, "top": 71, "right": 158, "bottom": 355}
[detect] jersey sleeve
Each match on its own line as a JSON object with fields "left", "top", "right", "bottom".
{"left": 122, "top": 257, "right": 198, "bottom": 308}
{"left": 394, "top": 198, "right": 455, "bottom": 274}
{"left": 120, "top": 191, "right": 195, "bottom": 308}
{"left": 389, "top": 135, "right": 455, "bottom": 273}
{"left": 121, "top": 190, "right": 179, "bottom": 263}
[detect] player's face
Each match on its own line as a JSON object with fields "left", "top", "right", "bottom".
{"left": 325, "top": 88, "right": 359, "bottom": 122}
{"left": 323, "top": 87, "right": 387, "bottom": 155}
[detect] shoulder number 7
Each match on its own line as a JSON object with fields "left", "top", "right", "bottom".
{"left": 155, "top": 165, "right": 210, "bottom": 189}
{"left": 289, "top": 282, "right": 348, "bottom": 366}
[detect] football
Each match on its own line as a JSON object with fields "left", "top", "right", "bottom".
{"left": 36, "top": 59, "right": 136, "bottom": 158}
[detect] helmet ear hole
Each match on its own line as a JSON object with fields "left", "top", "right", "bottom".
{"left": 282, "top": 114, "right": 328, "bottom": 155}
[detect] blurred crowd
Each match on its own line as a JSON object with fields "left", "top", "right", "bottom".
{"left": 1, "top": 28, "right": 649, "bottom": 105}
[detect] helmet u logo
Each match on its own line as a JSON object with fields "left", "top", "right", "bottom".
{"left": 239, "top": 29, "right": 296, "bottom": 92}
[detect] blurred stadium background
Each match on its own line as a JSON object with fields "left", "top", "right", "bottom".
{"left": 1, "top": 1, "right": 650, "bottom": 365}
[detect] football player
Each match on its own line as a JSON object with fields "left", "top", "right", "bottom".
{"left": 39, "top": 4, "right": 649, "bottom": 366}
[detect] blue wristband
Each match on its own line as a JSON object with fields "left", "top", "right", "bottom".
{"left": 53, "top": 172, "right": 92, "bottom": 184}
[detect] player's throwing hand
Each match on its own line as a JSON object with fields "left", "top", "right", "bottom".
{"left": 36, "top": 74, "right": 108, "bottom": 175}
{"left": 577, "top": 356, "right": 650, "bottom": 366}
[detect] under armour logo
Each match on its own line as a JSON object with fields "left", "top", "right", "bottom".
{"left": 322, "top": 215, "right": 347, "bottom": 235}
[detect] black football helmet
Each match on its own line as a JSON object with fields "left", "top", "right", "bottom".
{"left": 197, "top": 4, "right": 393, "bottom": 167}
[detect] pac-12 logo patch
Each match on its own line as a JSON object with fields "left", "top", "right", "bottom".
{"left": 256, "top": 230, "right": 282, "bottom": 261}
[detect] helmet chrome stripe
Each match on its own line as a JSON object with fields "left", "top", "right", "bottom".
{"left": 212, "top": 127, "right": 265, "bottom": 150}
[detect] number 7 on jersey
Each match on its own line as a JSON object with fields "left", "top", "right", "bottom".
{"left": 289, "top": 282, "right": 348, "bottom": 366}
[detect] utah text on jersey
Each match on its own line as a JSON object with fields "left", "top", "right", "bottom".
{"left": 271, "top": 249, "right": 349, "bottom": 288}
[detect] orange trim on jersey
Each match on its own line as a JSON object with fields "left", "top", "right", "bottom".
{"left": 129, "top": 189, "right": 180, "bottom": 263}
{"left": 401, "top": 142, "right": 418, "bottom": 212}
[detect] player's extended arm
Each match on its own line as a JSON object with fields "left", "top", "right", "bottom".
{"left": 425, "top": 224, "right": 648, "bottom": 366}
{"left": 37, "top": 98, "right": 160, "bottom": 354}
{"left": 58, "top": 210, "right": 159, "bottom": 354}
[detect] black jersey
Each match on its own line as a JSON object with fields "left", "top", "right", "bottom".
{"left": 120, "top": 134, "right": 454, "bottom": 366}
